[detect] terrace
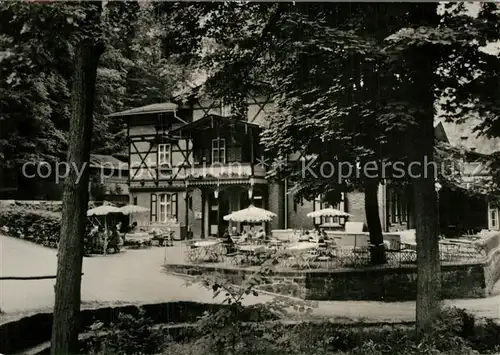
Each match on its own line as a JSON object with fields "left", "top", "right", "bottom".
{"left": 163, "top": 230, "right": 500, "bottom": 301}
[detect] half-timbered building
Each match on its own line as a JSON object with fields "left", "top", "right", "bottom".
{"left": 109, "top": 96, "right": 278, "bottom": 239}
{"left": 110, "top": 95, "right": 499, "bottom": 239}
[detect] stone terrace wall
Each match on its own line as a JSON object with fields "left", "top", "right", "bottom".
{"left": 305, "top": 263, "right": 486, "bottom": 301}
{"left": 165, "top": 264, "right": 307, "bottom": 298}
{"left": 165, "top": 247, "right": 500, "bottom": 302}
{"left": 483, "top": 247, "right": 500, "bottom": 295}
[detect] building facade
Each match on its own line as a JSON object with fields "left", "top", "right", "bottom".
{"left": 113, "top": 98, "right": 498, "bottom": 238}
{"left": 114, "top": 96, "right": 384, "bottom": 238}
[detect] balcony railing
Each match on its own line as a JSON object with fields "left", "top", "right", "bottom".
{"left": 186, "top": 163, "right": 265, "bottom": 179}
{"left": 129, "top": 162, "right": 266, "bottom": 182}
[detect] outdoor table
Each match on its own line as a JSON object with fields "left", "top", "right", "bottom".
{"left": 127, "top": 232, "right": 150, "bottom": 238}
{"left": 284, "top": 242, "right": 319, "bottom": 269}
{"left": 193, "top": 240, "right": 220, "bottom": 247}
{"left": 287, "top": 242, "right": 318, "bottom": 251}
{"left": 237, "top": 244, "right": 270, "bottom": 265}
{"left": 125, "top": 232, "right": 152, "bottom": 248}
{"left": 187, "top": 240, "right": 222, "bottom": 263}
{"left": 267, "top": 239, "right": 284, "bottom": 249}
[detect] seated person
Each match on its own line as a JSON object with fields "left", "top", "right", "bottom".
{"left": 88, "top": 224, "right": 99, "bottom": 237}
{"left": 109, "top": 226, "right": 122, "bottom": 248}
{"left": 316, "top": 229, "right": 328, "bottom": 244}
{"left": 221, "top": 229, "right": 236, "bottom": 253}
{"left": 321, "top": 229, "right": 328, "bottom": 240}
{"left": 239, "top": 230, "right": 252, "bottom": 244}
{"left": 255, "top": 228, "right": 266, "bottom": 241}
{"left": 231, "top": 226, "right": 239, "bottom": 236}
{"left": 247, "top": 226, "right": 256, "bottom": 238}
{"left": 129, "top": 221, "right": 138, "bottom": 233}
{"left": 299, "top": 230, "right": 310, "bottom": 242}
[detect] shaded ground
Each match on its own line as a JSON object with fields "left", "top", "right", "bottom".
{"left": 1, "top": 235, "right": 499, "bottom": 323}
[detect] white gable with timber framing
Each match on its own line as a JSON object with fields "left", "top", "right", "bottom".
{"left": 187, "top": 95, "right": 275, "bottom": 127}
{"left": 172, "top": 69, "right": 275, "bottom": 127}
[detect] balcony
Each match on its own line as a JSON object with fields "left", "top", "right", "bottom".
{"left": 186, "top": 163, "right": 266, "bottom": 180}
{"left": 129, "top": 162, "right": 266, "bottom": 186}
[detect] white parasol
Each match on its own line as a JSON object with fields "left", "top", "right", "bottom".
{"left": 223, "top": 205, "right": 277, "bottom": 223}
{"left": 87, "top": 205, "right": 122, "bottom": 216}
{"left": 119, "top": 204, "right": 149, "bottom": 215}
{"left": 307, "top": 208, "right": 352, "bottom": 219}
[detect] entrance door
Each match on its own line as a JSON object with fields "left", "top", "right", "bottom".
{"left": 218, "top": 191, "right": 230, "bottom": 235}
{"left": 208, "top": 194, "right": 218, "bottom": 236}
{"left": 208, "top": 191, "right": 230, "bottom": 237}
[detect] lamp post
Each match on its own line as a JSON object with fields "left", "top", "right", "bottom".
{"left": 215, "top": 182, "right": 220, "bottom": 237}
{"left": 184, "top": 180, "right": 189, "bottom": 239}
{"left": 248, "top": 178, "right": 255, "bottom": 205}
{"left": 435, "top": 182, "right": 442, "bottom": 237}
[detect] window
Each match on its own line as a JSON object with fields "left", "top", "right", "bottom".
{"left": 150, "top": 194, "right": 157, "bottom": 222}
{"left": 489, "top": 206, "right": 499, "bottom": 230}
{"left": 133, "top": 197, "right": 138, "bottom": 205}
{"left": 158, "top": 193, "right": 177, "bottom": 223}
{"left": 390, "top": 191, "right": 398, "bottom": 224}
{"left": 401, "top": 194, "right": 407, "bottom": 223}
{"left": 158, "top": 144, "right": 171, "bottom": 167}
{"left": 212, "top": 139, "right": 226, "bottom": 164}
{"left": 389, "top": 189, "right": 407, "bottom": 224}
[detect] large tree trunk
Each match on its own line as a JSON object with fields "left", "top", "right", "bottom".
{"left": 398, "top": 4, "right": 442, "bottom": 337}
{"left": 412, "top": 160, "right": 441, "bottom": 336}
{"left": 409, "top": 108, "right": 441, "bottom": 335}
{"left": 51, "top": 40, "right": 104, "bottom": 354}
{"left": 408, "top": 116, "right": 442, "bottom": 336}
{"left": 407, "top": 41, "right": 441, "bottom": 337}
{"left": 364, "top": 179, "right": 386, "bottom": 265}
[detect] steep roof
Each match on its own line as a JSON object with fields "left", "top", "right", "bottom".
{"left": 89, "top": 154, "right": 128, "bottom": 170}
{"left": 437, "top": 119, "right": 500, "bottom": 156}
{"left": 106, "top": 103, "right": 178, "bottom": 118}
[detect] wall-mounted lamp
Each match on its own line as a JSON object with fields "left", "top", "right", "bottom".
{"left": 214, "top": 182, "right": 220, "bottom": 199}
{"left": 183, "top": 180, "right": 189, "bottom": 200}
{"left": 248, "top": 177, "right": 255, "bottom": 200}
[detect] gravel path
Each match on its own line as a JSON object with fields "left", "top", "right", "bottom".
{"left": 1, "top": 235, "right": 499, "bottom": 323}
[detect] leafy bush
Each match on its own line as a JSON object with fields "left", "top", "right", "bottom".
{"left": 0, "top": 200, "right": 63, "bottom": 213}
{"left": 162, "top": 307, "right": 500, "bottom": 355}
{"left": 468, "top": 318, "right": 500, "bottom": 353}
{"left": 0, "top": 205, "right": 61, "bottom": 247}
{"left": 0, "top": 204, "right": 100, "bottom": 252}
{"left": 76, "top": 304, "right": 500, "bottom": 355}
{"left": 177, "top": 249, "right": 317, "bottom": 355}
{"left": 83, "top": 309, "right": 168, "bottom": 355}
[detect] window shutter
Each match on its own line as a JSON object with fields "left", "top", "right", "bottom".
{"left": 172, "top": 193, "right": 178, "bottom": 220}
{"left": 150, "top": 193, "right": 157, "bottom": 222}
